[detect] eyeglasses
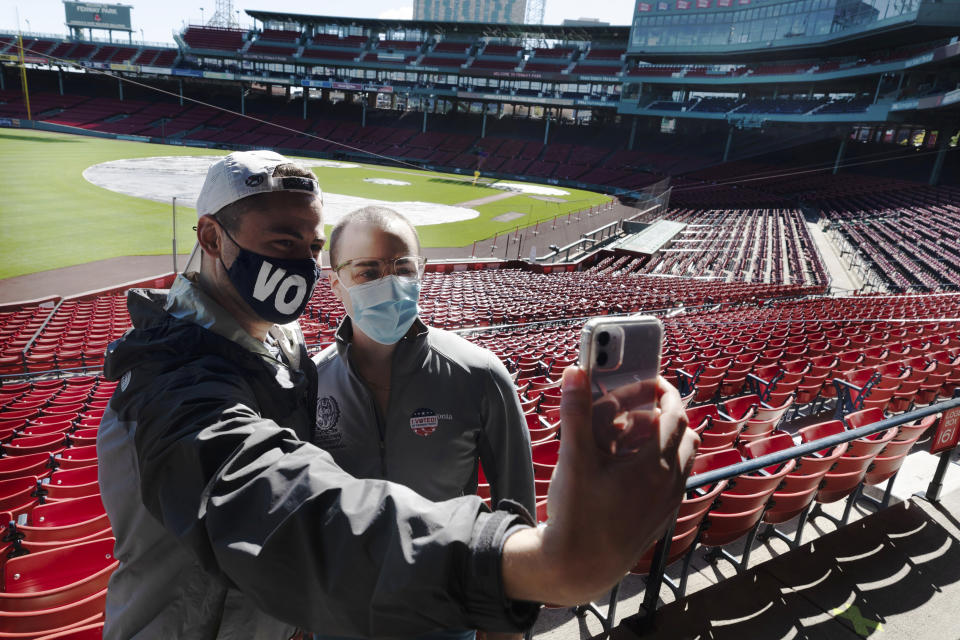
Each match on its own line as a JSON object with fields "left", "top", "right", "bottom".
{"left": 334, "top": 256, "right": 427, "bottom": 283}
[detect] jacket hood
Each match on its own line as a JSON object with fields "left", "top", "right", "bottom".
{"left": 104, "top": 287, "right": 275, "bottom": 382}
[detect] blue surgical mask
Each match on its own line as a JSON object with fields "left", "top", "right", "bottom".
{"left": 347, "top": 275, "right": 421, "bottom": 345}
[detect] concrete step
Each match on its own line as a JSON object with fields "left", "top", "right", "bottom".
{"left": 604, "top": 489, "right": 960, "bottom": 639}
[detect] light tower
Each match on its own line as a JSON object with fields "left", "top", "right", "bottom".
{"left": 525, "top": 0, "right": 546, "bottom": 25}
{"left": 208, "top": 0, "right": 239, "bottom": 28}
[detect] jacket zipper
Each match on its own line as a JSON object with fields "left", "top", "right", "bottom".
{"left": 346, "top": 343, "right": 389, "bottom": 478}
{"left": 372, "top": 351, "right": 400, "bottom": 479}
{"left": 371, "top": 397, "right": 388, "bottom": 478}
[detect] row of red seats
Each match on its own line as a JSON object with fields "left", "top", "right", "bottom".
{"left": 0, "top": 395, "right": 111, "bottom": 638}
{"left": 0, "top": 371, "right": 112, "bottom": 637}
{"left": 0, "top": 337, "right": 944, "bottom": 638}
{"left": 580, "top": 406, "right": 936, "bottom": 629}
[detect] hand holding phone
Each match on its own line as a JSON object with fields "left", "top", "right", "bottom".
{"left": 579, "top": 315, "right": 664, "bottom": 455}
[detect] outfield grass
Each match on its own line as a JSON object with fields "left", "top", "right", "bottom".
{"left": 0, "top": 128, "right": 610, "bottom": 279}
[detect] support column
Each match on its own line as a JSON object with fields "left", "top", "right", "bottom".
{"left": 723, "top": 126, "right": 734, "bottom": 162}
{"left": 303, "top": 89, "right": 308, "bottom": 119}
{"left": 118, "top": 77, "right": 123, "bottom": 101}
{"left": 361, "top": 99, "right": 367, "bottom": 128}
{"left": 543, "top": 109, "right": 551, "bottom": 145}
{"left": 833, "top": 134, "right": 849, "bottom": 175}
{"left": 57, "top": 68, "right": 63, "bottom": 95}
{"left": 873, "top": 75, "right": 883, "bottom": 104}
{"left": 628, "top": 115, "right": 638, "bottom": 151}
{"left": 896, "top": 72, "right": 905, "bottom": 93}
{"left": 240, "top": 84, "right": 245, "bottom": 116}
{"left": 179, "top": 80, "right": 183, "bottom": 106}
{"left": 481, "top": 110, "right": 487, "bottom": 138}
{"left": 422, "top": 108, "right": 427, "bottom": 133}
{"left": 930, "top": 132, "right": 948, "bottom": 186}
{"left": 0, "top": 69, "right": 4, "bottom": 91}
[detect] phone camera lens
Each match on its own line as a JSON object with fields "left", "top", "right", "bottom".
{"left": 597, "top": 331, "right": 610, "bottom": 347}
{"left": 596, "top": 351, "right": 608, "bottom": 367}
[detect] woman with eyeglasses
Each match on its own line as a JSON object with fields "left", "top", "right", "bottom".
{"left": 313, "top": 207, "right": 536, "bottom": 640}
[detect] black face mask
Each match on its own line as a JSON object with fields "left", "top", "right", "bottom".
{"left": 217, "top": 223, "right": 321, "bottom": 324}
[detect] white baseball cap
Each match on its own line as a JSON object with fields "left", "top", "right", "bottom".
{"left": 183, "top": 150, "right": 322, "bottom": 273}
{"left": 195, "top": 150, "right": 322, "bottom": 218}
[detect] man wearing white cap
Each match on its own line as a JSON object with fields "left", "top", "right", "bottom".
{"left": 96, "top": 150, "right": 698, "bottom": 640}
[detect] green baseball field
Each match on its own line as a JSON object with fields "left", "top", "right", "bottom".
{"left": 0, "top": 128, "right": 611, "bottom": 280}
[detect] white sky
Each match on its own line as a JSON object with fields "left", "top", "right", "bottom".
{"left": 3, "top": 1, "right": 635, "bottom": 45}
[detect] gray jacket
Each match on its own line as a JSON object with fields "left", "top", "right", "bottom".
{"left": 312, "top": 318, "right": 536, "bottom": 515}
{"left": 97, "top": 275, "right": 538, "bottom": 640}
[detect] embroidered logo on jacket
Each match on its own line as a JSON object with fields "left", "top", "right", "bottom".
{"left": 315, "top": 396, "right": 343, "bottom": 448}
{"left": 410, "top": 407, "right": 439, "bottom": 437}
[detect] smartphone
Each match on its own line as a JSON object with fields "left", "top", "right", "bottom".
{"left": 579, "top": 315, "right": 663, "bottom": 410}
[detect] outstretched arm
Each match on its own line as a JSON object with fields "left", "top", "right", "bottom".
{"left": 501, "top": 368, "right": 698, "bottom": 605}
{"left": 123, "top": 358, "right": 694, "bottom": 634}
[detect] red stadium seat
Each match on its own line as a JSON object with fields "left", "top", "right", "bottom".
{"left": 17, "top": 422, "right": 73, "bottom": 438}
{"left": 685, "top": 404, "right": 719, "bottom": 431}
{"left": 743, "top": 433, "right": 822, "bottom": 526}
{"left": 0, "top": 590, "right": 106, "bottom": 636}
{"left": 531, "top": 439, "right": 559, "bottom": 470}
{"left": 0, "top": 454, "right": 51, "bottom": 482}
{"left": 53, "top": 446, "right": 98, "bottom": 470}
{"left": 0, "top": 476, "right": 39, "bottom": 515}
{"left": 0, "top": 538, "right": 117, "bottom": 613}
{"left": 4, "top": 433, "right": 68, "bottom": 457}
{"left": 44, "top": 466, "right": 100, "bottom": 501}
{"left": 68, "top": 429, "right": 98, "bottom": 448}
{"left": 1, "top": 495, "right": 110, "bottom": 558}
{"left": 33, "top": 621, "right": 104, "bottom": 640}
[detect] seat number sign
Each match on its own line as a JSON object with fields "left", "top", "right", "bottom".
{"left": 931, "top": 407, "right": 960, "bottom": 454}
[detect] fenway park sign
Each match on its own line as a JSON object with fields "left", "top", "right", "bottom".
{"left": 64, "top": 2, "right": 132, "bottom": 31}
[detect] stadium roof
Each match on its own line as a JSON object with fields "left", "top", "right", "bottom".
{"left": 634, "top": 23, "right": 960, "bottom": 62}
{"left": 244, "top": 10, "right": 631, "bottom": 41}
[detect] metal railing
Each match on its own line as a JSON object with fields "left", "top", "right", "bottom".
{"left": 534, "top": 218, "right": 622, "bottom": 263}
{"left": 607, "top": 396, "right": 960, "bottom": 635}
